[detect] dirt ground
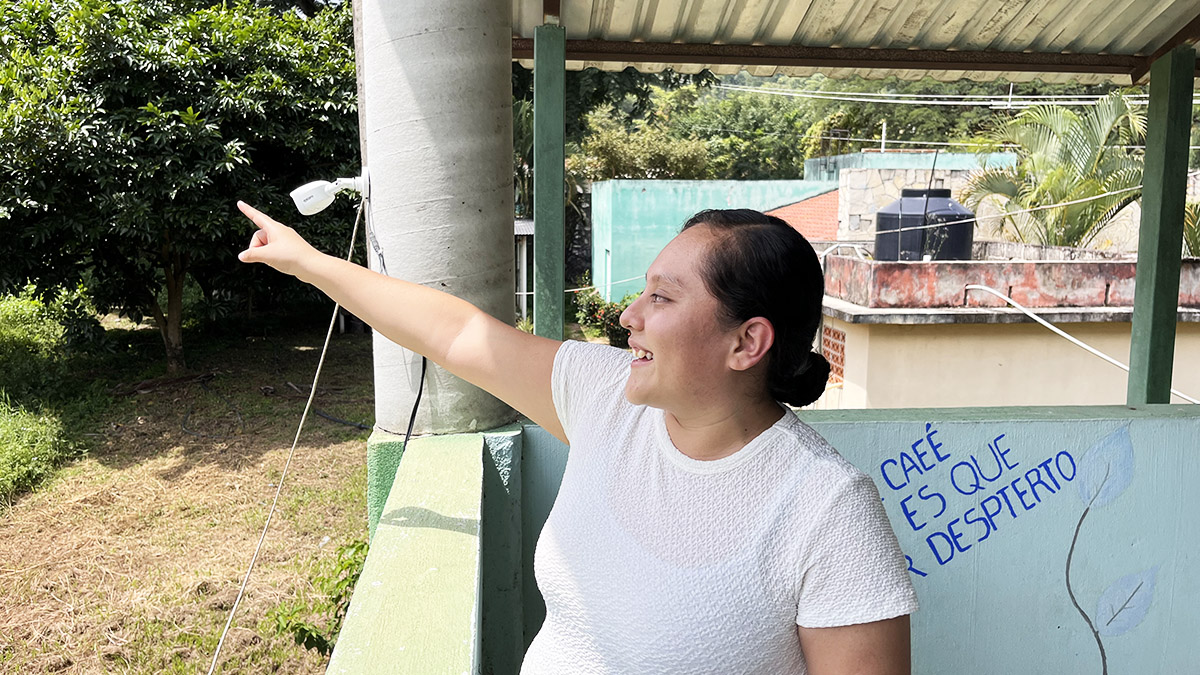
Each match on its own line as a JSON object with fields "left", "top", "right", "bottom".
{"left": 0, "top": 330, "right": 374, "bottom": 673}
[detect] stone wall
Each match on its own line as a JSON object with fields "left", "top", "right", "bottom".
{"left": 837, "top": 167, "right": 1000, "bottom": 241}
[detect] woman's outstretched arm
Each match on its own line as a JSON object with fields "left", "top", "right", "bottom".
{"left": 236, "top": 201, "right": 566, "bottom": 442}
{"left": 799, "top": 616, "right": 911, "bottom": 675}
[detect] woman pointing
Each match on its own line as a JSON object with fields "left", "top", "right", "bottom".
{"left": 238, "top": 202, "right": 917, "bottom": 674}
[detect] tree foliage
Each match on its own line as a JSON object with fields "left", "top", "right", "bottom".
{"left": 668, "top": 86, "right": 811, "bottom": 179}
{"left": 563, "top": 75, "right": 1128, "bottom": 185}
{"left": 0, "top": 0, "right": 360, "bottom": 373}
{"left": 959, "top": 93, "right": 1146, "bottom": 247}
{"left": 513, "top": 97, "right": 534, "bottom": 218}
{"left": 572, "top": 104, "right": 708, "bottom": 181}
{"left": 1184, "top": 202, "right": 1200, "bottom": 259}
{"left": 729, "top": 73, "right": 1120, "bottom": 158}
{"left": 512, "top": 63, "right": 717, "bottom": 143}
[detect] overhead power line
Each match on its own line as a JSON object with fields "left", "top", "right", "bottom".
{"left": 716, "top": 84, "right": 1200, "bottom": 108}
{"left": 683, "top": 124, "right": 1200, "bottom": 152}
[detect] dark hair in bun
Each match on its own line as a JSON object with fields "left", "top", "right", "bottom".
{"left": 682, "top": 209, "right": 830, "bottom": 407}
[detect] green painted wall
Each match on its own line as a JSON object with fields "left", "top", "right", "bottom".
{"left": 330, "top": 433, "right": 486, "bottom": 674}
{"left": 803, "top": 151, "right": 1017, "bottom": 181}
{"left": 520, "top": 406, "right": 1200, "bottom": 674}
{"left": 591, "top": 180, "right": 837, "bottom": 301}
{"left": 519, "top": 425, "right": 569, "bottom": 650}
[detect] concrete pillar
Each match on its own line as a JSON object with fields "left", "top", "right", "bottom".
{"left": 533, "top": 22, "right": 565, "bottom": 339}
{"left": 1127, "top": 45, "right": 1195, "bottom": 405}
{"left": 360, "top": 0, "right": 516, "bottom": 439}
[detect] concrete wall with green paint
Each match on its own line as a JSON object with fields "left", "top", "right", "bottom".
{"left": 340, "top": 405, "right": 1198, "bottom": 672}
{"left": 591, "top": 180, "right": 837, "bottom": 301}
{"left": 803, "top": 151, "right": 1017, "bottom": 182}
{"left": 520, "top": 406, "right": 1200, "bottom": 673}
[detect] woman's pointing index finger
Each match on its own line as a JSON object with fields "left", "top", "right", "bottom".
{"left": 236, "top": 201, "right": 274, "bottom": 229}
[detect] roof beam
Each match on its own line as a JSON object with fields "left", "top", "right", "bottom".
{"left": 1131, "top": 9, "right": 1200, "bottom": 82}
{"left": 513, "top": 38, "right": 1200, "bottom": 79}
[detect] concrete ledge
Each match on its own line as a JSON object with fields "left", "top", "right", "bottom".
{"left": 822, "top": 295, "right": 1200, "bottom": 325}
{"left": 365, "top": 428, "right": 407, "bottom": 541}
{"left": 329, "top": 433, "right": 486, "bottom": 675}
{"left": 800, "top": 402, "right": 1200, "bottom": 423}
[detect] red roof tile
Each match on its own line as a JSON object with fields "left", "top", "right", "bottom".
{"left": 767, "top": 190, "right": 839, "bottom": 241}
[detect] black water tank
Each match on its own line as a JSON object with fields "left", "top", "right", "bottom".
{"left": 874, "top": 189, "right": 974, "bottom": 261}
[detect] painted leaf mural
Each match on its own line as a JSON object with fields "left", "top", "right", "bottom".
{"left": 1095, "top": 567, "right": 1159, "bottom": 637}
{"left": 1076, "top": 425, "right": 1134, "bottom": 508}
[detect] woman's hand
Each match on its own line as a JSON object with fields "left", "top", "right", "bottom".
{"left": 236, "top": 201, "right": 322, "bottom": 279}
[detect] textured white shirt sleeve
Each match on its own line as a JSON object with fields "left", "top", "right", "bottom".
{"left": 795, "top": 471, "right": 919, "bottom": 628}
{"left": 550, "top": 339, "right": 630, "bottom": 443}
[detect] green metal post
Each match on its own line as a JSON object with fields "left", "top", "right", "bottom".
{"left": 1127, "top": 45, "right": 1196, "bottom": 405}
{"left": 533, "top": 23, "right": 565, "bottom": 340}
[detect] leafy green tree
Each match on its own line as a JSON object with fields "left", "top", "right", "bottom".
{"left": 572, "top": 105, "right": 708, "bottom": 180}
{"left": 959, "top": 93, "right": 1146, "bottom": 247}
{"left": 666, "top": 86, "right": 811, "bottom": 179}
{"left": 0, "top": 0, "right": 360, "bottom": 373}
{"left": 708, "top": 73, "right": 1123, "bottom": 165}
{"left": 512, "top": 64, "right": 717, "bottom": 143}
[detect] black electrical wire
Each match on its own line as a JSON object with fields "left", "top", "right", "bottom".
{"left": 403, "top": 358, "right": 427, "bottom": 449}
{"left": 182, "top": 377, "right": 246, "bottom": 439}
{"left": 312, "top": 407, "right": 371, "bottom": 430}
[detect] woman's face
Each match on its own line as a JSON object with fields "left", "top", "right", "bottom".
{"left": 619, "top": 225, "right": 740, "bottom": 411}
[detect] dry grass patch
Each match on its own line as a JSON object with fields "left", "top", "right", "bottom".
{"left": 0, "top": 330, "right": 372, "bottom": 673}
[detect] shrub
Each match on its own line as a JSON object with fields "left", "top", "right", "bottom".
{"left": 45, "top": 283, "right": 106, "bottom": 353}
{"left": 0, "top": 288, "right": 67, "bottom": 400}
{"left": 567, "top": 277, "right": 636, "bottom": 347}
{"left": 574, "top": 277, "right": 604, "bottom": 328}
{"left": 593, "top": 293, "right": 637, "bottom": 349}
{"left": 0, "top": 399, "right": 72, "bottom": 503}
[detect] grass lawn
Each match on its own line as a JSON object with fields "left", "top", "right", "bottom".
{"left": 0, "top": 320, "right": 373, "bottom": 673}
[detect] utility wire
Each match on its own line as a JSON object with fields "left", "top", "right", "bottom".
{"left": 716, "top": 84, "right": 1200, "bottom": 108}
{"left": 729, "top": 86, "right": 1152, "bottom": 101}
{"left": 684, "top": 124, "right": 1200, "bottom": 151}
{"left": 207, "top": 202, "right": 365, "bottom": 674}
{"left": 964, "top": 285, "right": 1198, "bottom": 404}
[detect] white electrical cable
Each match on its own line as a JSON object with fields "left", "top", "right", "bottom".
{"left": 818, "top": 243, "right": 871, "bottom": 263}
{"left": 515, "top": 274, "right": 646, "bottom": 298}
{"left": 207, "top": 202, "right": 364, "bottom": 674}
{"left": 964, "top": 284, "right": 1198, "bottom": 405}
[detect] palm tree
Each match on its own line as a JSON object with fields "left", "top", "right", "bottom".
{"left": 1184, "top": 202, "right": 1200, "bottom": 258}
{"left": 513, "top": 98, "right": 534, "bottom": 218}
{"left": 961, "top": 93, "right": 1146, "bottom": 248}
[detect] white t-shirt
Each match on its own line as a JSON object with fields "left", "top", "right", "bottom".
{"left": 521, "top": 340, "right": 918, "bottom": 674}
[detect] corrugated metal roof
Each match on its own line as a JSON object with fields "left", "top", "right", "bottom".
{"left": 513, "top": 0, "right": 1200, "bottom": 83}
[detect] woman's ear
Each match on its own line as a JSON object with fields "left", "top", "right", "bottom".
{"left": 729, "top": 317, "right": 774, "bottom": 372}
